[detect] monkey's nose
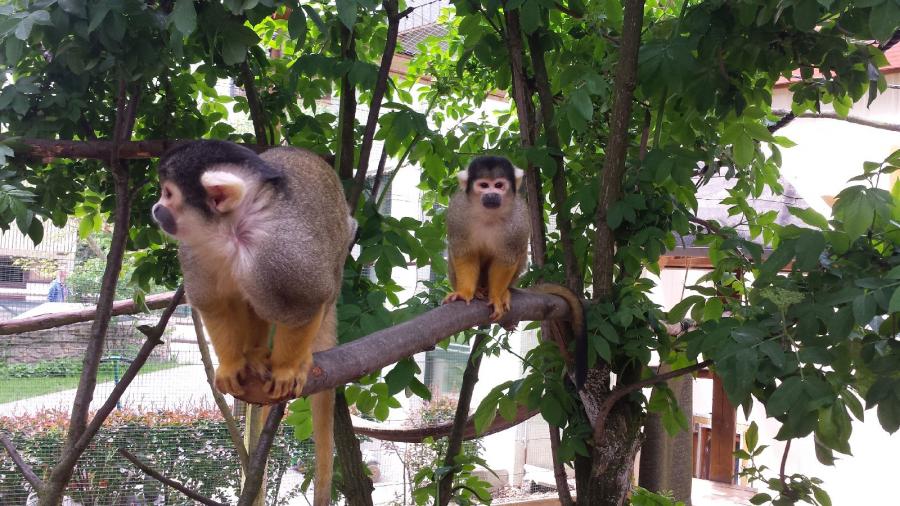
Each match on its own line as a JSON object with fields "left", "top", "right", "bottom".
{"left": 482, "top": 194, "right": 502, "bottom": 209}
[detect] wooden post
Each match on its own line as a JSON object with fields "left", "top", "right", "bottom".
{"left": 243, "top": 404, "right": 268, "bottom": 505}
{"left": 708, "top": 374, "right": 736, "bottom": 483}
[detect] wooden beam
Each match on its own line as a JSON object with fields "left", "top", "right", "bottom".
{"left": 709, "top": 374, "right": 737, "bottom": 484}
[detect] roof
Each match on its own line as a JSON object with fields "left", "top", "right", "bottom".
{"left": 667, "top": 175, "right": 812, "bottom": 257}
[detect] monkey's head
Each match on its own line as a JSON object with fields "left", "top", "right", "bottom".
{"left": 457, "top": 156, "right": 523, "bottom": 210}
{"left": 152, "top": 140, "right": 283, "bottom": 242}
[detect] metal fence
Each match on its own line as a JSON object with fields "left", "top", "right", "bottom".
{"left": 0, "top": 228, "right": 561, "bottom": 505}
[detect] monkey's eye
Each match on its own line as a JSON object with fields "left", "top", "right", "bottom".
{"left": 163, "top": 187, "right": 172, "bottom": 199}
{"left": 494, "top": 182, "right": 504, "bottom": 189}
{"left": 478, "top": 182, "right": 489, "bottom": 189}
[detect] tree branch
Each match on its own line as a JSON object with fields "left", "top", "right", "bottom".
{"left": 772, "top": 109, "right": 900, "bottom": 133}
{"left": 592, "top": 360, "right": 711, "bottom": 445}
{"left": 591, "top": 0, "right": 644, "bottom": 301}
{"left": 437, "top": 334, "right": 487, "bottom": 506}
{"left": 352, "top": 405, "right": 538, "bottom": 443}
{"left": 347, "top": 0, "right": 404, "bottom": 212}
{"left": 528, "top": 30, "right": 582, "bottom": 295}
{"left": 0, "top": 433, "right": 43, "bottom": 491}
{"left": 42, "top": 79, "right": 142, "bottom": 506}
{"left": 191, "top": 308, "right": 250, "bottom": 471}
{"left": 334, "top": 391, "right": 375, "bottom": 506}
{"left": 336, "top": 23, "right": 358, "bottom": 182}
{"left": 232, "top": 289, "right": 573, "bottom": 404}
{"left": 240, "top": 61, "right": 270, "bottom": 145}
{"left": 118, "top": 448, "right": 224, "bottom": 506}
{"left": 548, "top": 424, "right": 575, "bottom": 506}
{"left": 237, "top": 403, "right": 287, "bottom": 506}
{"left": 0, "top": 291, "right": 182, "bottom": 335}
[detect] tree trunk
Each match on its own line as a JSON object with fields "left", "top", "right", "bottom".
{"left": 334, "top": 391, "right": 374, "bottom": 506}
{"left": 576, "top": 401, "right": 644, "bottom": 506}
{"left": 638, "top": 370, "right": 694, "bottom": 505}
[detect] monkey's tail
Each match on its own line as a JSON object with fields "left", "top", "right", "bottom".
{"left": 310, "top": 388, "right": 334, "bottom": 506}
{"left": 529, "top": 284, "right": 587, "bottom": 389}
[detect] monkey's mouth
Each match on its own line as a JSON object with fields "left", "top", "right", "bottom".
{"left": 481, "top": 194, "right": 501, "bottom": 209}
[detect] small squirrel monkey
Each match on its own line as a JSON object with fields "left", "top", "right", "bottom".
{"left": 152, "top": 140, "right": 353, "bottom": 506}
{"left": 443, "top": 156, "right": 588, "bottom": 387}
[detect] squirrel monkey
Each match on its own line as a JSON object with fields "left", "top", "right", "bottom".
{"left": 152, "top": 140, "right": 353, "bottom": 506}
{"left": 443, "top": 156, "right": 588, "bottom": 387}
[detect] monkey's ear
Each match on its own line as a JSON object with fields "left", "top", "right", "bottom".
{"left": 513, "top": 166, "right": 524, "bottom": 190}
{"left": 201, "top": 171, "right": 247, "bottom": 213}
{"left": 456, "top": 170, "right": 469, "bottom": 190}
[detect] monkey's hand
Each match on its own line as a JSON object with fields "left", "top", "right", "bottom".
{"left": 215, "top": 359, "right": 250, "bottom": 396}
{"left": 443, "top": 290, "right": 475, "bottom": 304}
{"left": 267, "top": 364, "right": 308, "bottom": 400}
{"left": 488, "top": 289, "right": 512, "bottom": 321}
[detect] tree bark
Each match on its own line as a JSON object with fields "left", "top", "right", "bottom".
{"left": 334, "top": 391, "right": 375, "bottom": 506}
{"left": 336, "top": 23, "right": 358, "bottom": 183}
{"left": 437, "top": 334, "right": 487, "bottom": 506}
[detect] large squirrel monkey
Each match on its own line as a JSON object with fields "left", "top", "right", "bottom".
{"left": 152, "top": 140, "right": 354, "bottom": 506}
{"left": 444, "top": 156, "right": 588, "bottom": 387}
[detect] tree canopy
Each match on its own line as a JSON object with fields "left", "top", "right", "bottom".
{"left": 1, "top": 0, "right": 899, "bottom": 505}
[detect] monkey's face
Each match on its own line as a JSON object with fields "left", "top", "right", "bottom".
{"left": 152, "top": 170, "right": 249, "bottom": 243}
{"left": 470, "top": 177, "right": 512, "bottom": 209}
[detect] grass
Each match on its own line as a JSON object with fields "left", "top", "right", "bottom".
{"left": 0, "top": 360, "right": 180, "bottom": 404}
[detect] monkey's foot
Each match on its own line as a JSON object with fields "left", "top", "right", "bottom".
{"left": 488, "top": 290, "right": 512, "bottom": 321}
{"left": 244, "top": 346, "right": 271, "bottom": 380}
{"left": 214, "top": 361, "right": 249, "bottom": 396}
{"left": 266, "top": 365, "right": 309, "bottom": 400}
{"left": 474, "top": 287, "right": 488, "bottom": 300}
{"left": 443, "top": 291, "right": 475, "bottom": 304}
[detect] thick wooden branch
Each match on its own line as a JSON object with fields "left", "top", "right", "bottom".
{"left": 0, "top": 433, "right": 43, "bottom": 491}
{"left": 772, "top": 110, "right": 900, "bottom": 133}
{"left": 237, "top": 403, "right": 286, "bottom": 506}
{"left": 0, "top": 291, "right": 182, "bottom": 335}
{"left": 240, "top": 61, "right": 270, "bottom": 145}
{"left": 118, "top": 448, "right": 224, "bottom": 506}
{"left": 352, "top": 405, "right": 538, "bottom": 443}
{"left": 234, "top": 289, "right": 572, "bottom": 404}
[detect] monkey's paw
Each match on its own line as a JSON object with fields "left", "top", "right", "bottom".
{"left": 443, "top": 291, "right": 475, "bottom": 305}
{"left": 244, "top": 346, "right": 271, "bottom": 380}
{"left": 266, "top": 365, "right": 309, "bottom": 400}
{"left": 488, "top": 290, "right": 512, "bottom": 321}
{"left": 214, "top": 361, "right": 248, "bottom": 396}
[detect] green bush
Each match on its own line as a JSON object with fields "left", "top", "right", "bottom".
{"left": 0, "top": 407, "right": 312, "bottom": 505}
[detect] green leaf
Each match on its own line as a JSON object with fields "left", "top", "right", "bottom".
{"left": 703, "top": 297, "right": 724, "bottom": 321}
{"left": 221, "top": 38, "right": 247, "bottom": 65}
{"left": 498, "top": 396, "right": 517, "bottom": 421}
{"left": 788, "top": 206, "right": 829, "bottom": 230}
{"left": 473, "top": 395, "right": 499, "bottom": 434}
{"left": 520, "top": 0, "right": 542, "bottom": 34}
{"left": 570, "top": 87, "right": 593, "bottom": 122}
{"left": 15, "top": 10, "right": 51, "bottom": 40}
{"left": 592, "top": 335, "right": 612, "bottom": 362}
{"left": 733, "top": 133, "right": 754, "bottom": 167}
{"left": 540, "top": 394, "right": 566, "bottom": 426}
{"left": 668, "top": 295, "right": 704, "bottom": 321}
{"left": 172, "top": 0, "right": 197, "bottom": 35}
{"left": 870, "top": 1, "right": 899, "bottom": 42}
{"left": 27, "top": 218, "right": 43, "bottom": 245}
{"left": 889, "top": 286, "right": 900, "bottom": 313}
{"left": 336, "top": 0, "right": 357, "bottom": 28}
{"left": 384, "top": 358, "right": 416, "bottom": 395}
{"left": 833, "top": 186, "right": 874, "bottom": 238}
{"left": 745, "top": 421, "right": 759, "bottom": 452}
{"left": 750, "top": 493, "right": 772, "bottom": 505}
{"left": 59, "top": 0, "right": 87, "bottom": 18}
{"left": 793, "top": 0, "right": 820, "bottom": 31}
{"left": 766, "top": 376, "right": 804, "bottom": 417}
{"left": 813, "top": 486, "right": 832, "bottom": 506}
{"left": 407, "top": 377, "right": 431, "bottom": 401}
{"left": 288, "top": 6, "right": 308, "bottom": 46}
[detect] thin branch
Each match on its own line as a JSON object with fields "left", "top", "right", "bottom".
{"left": 66, "top": 288, "right": 185, "bottom": 462}
{"left": 768, "top": 112, "right": 796, "bottom": 133}
{"left": 0, "top": 433, "right": 43, "bottom": 491}
{"left": 437, "top": 334, "right": 488, "bottom": 506}
{"left": 237, "top": 402, "right": 286, "bottom": 506}
{"left": 191, "top": 308, "right": 250, "bottom": 471}
{"left": 548, "top": 425, "right": 575, "bottom": 506}
{"left": 0, "top": 291, "right": 182, "bottom": 335}
{"left": 240, "top": 61, "right": 270, "bottom": 145}
{"left": 772, "top": 109, "right": 900, "bottom": 133}
{"left": 779, "top": 438, "right": 792, "bottom": 494}
{"left": 118, "top": 448, "right": 225, "bottom": 506}
{"left": 43, "top": 79, "right": 142, "bottom": 505}
{"left": 347, "top": 0, "right": 405, "bottom": 212}
{"left": 336, "top": 23, "right": 358, "bottom": 182}
{"left": 591, "top": 0, "right": 645, "bottom": 301}
{"left": 528, "top": 29, "right": 582, "bottom": 294}
{"left": 593, "top": 360, "right": 712, "bottom": 445}
{"left": 352, "top": 405, "right": 538, "bottom": 443}
{"left": 334, "top": 391, "right": 376, "bottom": 506}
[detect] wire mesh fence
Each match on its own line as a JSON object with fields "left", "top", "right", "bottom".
{"left": 0, "top": 227, "right": 562, "bottom": 505}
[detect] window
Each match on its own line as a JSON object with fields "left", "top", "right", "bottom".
{"left": 0, "top": 257, "right": 26, "bottom": 288}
